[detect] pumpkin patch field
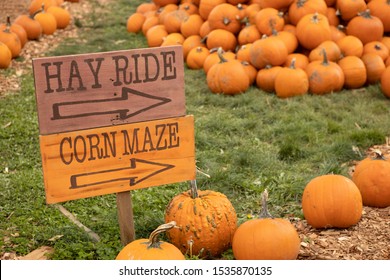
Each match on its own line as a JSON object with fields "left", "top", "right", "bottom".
{"left": 1, "top": 0, "right": 390, "bottom": 260}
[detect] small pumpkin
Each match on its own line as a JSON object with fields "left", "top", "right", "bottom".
{"left": 182, "top": 35, "right": 206, "bottom": 59}
{"left": 284, "top": 53, "right": 309, "bottom": 69}
{"left": 126, "top": 12, "right": 146, "bottom": 33}
{"left": 309, "top": 40, "right": 341, "bottom": 62}
{"left": 380, "top": 66, "right": 390, "bottom": 98}
{"left": 306, "top": 49, "right": 345, "bottom": 95}
{"left": 338, "top": 56, "right": 367, "bottom": 89}
{"left": 367, "top": 0, "right": 390, "bottom": 32}
{"left": 232, "top": 190, "right": 301, "bottom": 260}
{"left": 164, "top": 180, "right": 237, "bottom": 257}
{"left": 203, "top": 48, "right": 236, "bottom": 73}
{"left": 205, "top": 28, "right": 237, "bottom": 52}
{"left": 33, "top": 4, "right": 57, "bottom": 35}
{"left": 361, "top": 53, "right": 386, "bottom": 84}
{"left": 199, "top": 0, "right": 226, "bottom": 20}
{"left": 302, "top": 174, "right": 363, "bottom": 229}
{"left": 237, "top": 23, "right": 261, "bottom": 45}
{"left": 0, "top": 16, "right": 28, "bottom": 47}
{"left": 295, "top": 12, "right": 331, "bottom": 50}
{"left": 336, "top": 0, "right": 367, "bottom": 21}
{"left": 352, "top": 150, "right": 390, "bottom": 208}
{"left": 0, "top": 41, "right": 12, "bottom": 69}
{"left": 186, "top": 46, "right": 210, "bottom": 69}
{"left": 0, "top": 19, "right": 22, "bottom": 58}
{"left": 47, "top": 6, "right": 71, "bottom": 29}
{"left": 207, "top": 3, "right": 242, "bottom": 34}
{"left": 336, "top": 35, "right": 363, "bottom": 58}
{"left": 346, "top": 9, "right": 384, "bottom": 45}
{"left": 362, "top": 41, "right": 389, "bottom": 62}
{"left": 249, "top": 35, "right": 288, "bottom": 69}
{"left": 256, "top": 65, "right": 283, "bottom": 93}
{"left": 275, "top": 58, "right": 309, "bottom": 98}
{"left": 116, "top": 221, "right": 185, "bottom": 260}
{"left": 254, "top": 7, "right": 285, "bottom": 36}
{"left": 288, "top": 0, "right": 328, "bottom": 26}
{"left": 180, "top": 14, "right": 204, "bottom": 38}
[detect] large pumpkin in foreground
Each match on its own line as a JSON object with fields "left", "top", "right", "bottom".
{"left": 116, "top": 221, "right": 185, "bottom": 260}
{"left": 302, "top": 174, "right": 363, "bottom": 229}
{"left": 352, "top": 150, "right": 390, "bottom": 208}
{"left": 232, "top": 190, "right": 300, "bottom": 260}
{"left": 164, "top": 180, "right": 237, "bottom": 258}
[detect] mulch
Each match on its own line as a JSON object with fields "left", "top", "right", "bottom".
{"left": 1, "top": 0, "right": 389, "bottom": 260}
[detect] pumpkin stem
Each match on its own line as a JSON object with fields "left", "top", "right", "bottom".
{"left": 148, "top": 221, "right": 178, "bottom": 249}
{"left": 321, "top": 49, "right": 329, "bottom": 66}
{"left": 358, "top": 9, "right": 372, "bottom": 18}
{"left": 3, "top": 16, "right": 11, "bottom": 33}
{"left": 259, "top": 189, "right": 273, "bottom": 219}
{"left": 289, "top": 58, "right": 297, "bottom": 69}
{"left": 189, "top": 179, "right": 199, "bottom": 199}
{"left": 217, "top": 47, "right": 228, "bottom": 63}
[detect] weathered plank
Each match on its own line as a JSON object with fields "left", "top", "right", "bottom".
{"left": 40, "top": 115, "right": 196, "bottom": 204}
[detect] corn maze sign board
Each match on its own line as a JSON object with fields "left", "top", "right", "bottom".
{"left": 33, "top": 46, "right": 196, "bottom": 204}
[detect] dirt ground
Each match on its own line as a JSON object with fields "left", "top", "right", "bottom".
{"left": 1, "top": 0, "right": 389, "bottom": 260}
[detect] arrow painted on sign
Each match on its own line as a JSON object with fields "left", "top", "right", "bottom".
{"left": 51, "top": 87, "right": 171, "bottom": 120}
{"left": 69, "top": 158, "right": 175, "bottom": 189}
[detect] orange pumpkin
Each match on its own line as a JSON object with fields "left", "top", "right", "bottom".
{"left": 29, "top": 0, "right": 58, "bottom": 16}
{"left": 0, "top": 22, "right": 22, "bottom": 58}
{"left": 362, "top": 41, "right": 389, "bottom": 62}
{"left": 302, "top": 174, "right": 363, "bottom": 228}
{"left": 295, "top": 12, "right": 331, "bottom": 50}
{"left": 199, "top": 0, "right": 226, "bottom": 20}
{"left": 34, "top": 8, "right": 58, "bottom": 35}
{"left": 182, "top": 35, "right": 206, "bottom": 59}
{"left": 0, "top": 42, "right": 12, "bottom": 69}
{"left": 165, "top": 180, "right": 237, "bottom": 257}
{"left": 361, "top": 53, "right": 386, "bottom": 84}
{"left": 336, "top": 35, "right": 363, "bottom": 57}
{"left": 126, "top": 12, "right": 146, "bottom": 33}
{"left": 308, "top": 40, "right": 341, "bottom": 62}
{"left": 338, "top": 56, "right": 367, "bottom": 89}
{"left": 352, "top": 150, "right": 390, "bottom": 207}
{"left": 306, "top": 49, "right": 345, "bottom": 95}
{"left": 346, "top": 9, "right": 384, "bottom": 45}
{"left": 275, "top": 58, "right": 309, "bottom": 98}
{"left": 116, "top": 221, "right": 185, "bottom": 260}
{"left": 180, "top": 14, "right": 204, "bottom": 38}
{"left": 0, "top": 16, "right": 28, "bottom": 47}
{"left": 186, "top": 46, "right": 210, "bottom": 69}
{"left": 288, "top": 0, "right": 328, "bottom": 26}
{"left": 207, "top": 3, "right": 242, "bottom": 34}
{"left": 249, "top": 35, "right": 288, "bottom": 69}
{"left": 367, "top": 0, "right": 390, "bottom": 32}
{"left": 203, "top": 48, "right": 236, "bottom": 73}
{"left": 47, "top": 6, "right": 71, "bottom": 29}
{"left": 14, "top": 14, "right": 42, "bottom": 40}
{"left": 284, "top": 53, "right": 309, "bottom": 69}
{"left": 254, "top": 7, "right": 285, "bottom": 36}
{"left": 256, "top": 65, "right": 283, "bottom": 93}
{"left": 206, "top": 48, "right": 250, "bottom": 95}
{"left": 336, "top": 0, "right": 367, "bottom": 21}
{"left": 232, "top": 190, "right": 300, "bottom": 260}
{"left": 380, "top": 66, "right": 390, "bottom": 98}
{"left": 237, "top": 23, "right": 261, "bottom": 45}
{"left": 205, "top": 28, "right": 237, "bottom": 52}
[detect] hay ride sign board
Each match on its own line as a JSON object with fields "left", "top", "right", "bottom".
{"left": 33, "top": 46, "right": 196, "bottom": 204}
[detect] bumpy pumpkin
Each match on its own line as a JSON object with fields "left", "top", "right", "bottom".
{"left": 164, "top": 180, "right": 237, "bottom": 258}
{"left": 232, "top": 190, "right": 301, "bottom": 260}
{"left": 116, "top": 221, "right": 185, "bottom": 260}
{"left": 352, "top": 150, "right": 390, "bottom": 207}
{"left": 302, "top": 174, "right": 363, "bottom": 229}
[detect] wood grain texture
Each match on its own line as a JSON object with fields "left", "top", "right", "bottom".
{"left": 33, "top": 46, "right": 185, "bottom": 135}
{"left": 40, "top": 115, "right": 196, "bottom": 204}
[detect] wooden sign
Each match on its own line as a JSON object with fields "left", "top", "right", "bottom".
{"left": 40, "top": 115, "right": 195, "bottom": 204}
{"left": 32, "top": 46, "right": 185, "bottom": 135}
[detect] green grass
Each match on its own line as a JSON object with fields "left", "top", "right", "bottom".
{"left": 1, "top": 0, "right": 390, "bottom": 260}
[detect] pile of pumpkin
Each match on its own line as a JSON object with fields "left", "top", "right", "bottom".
{"left": 0, "top": 0, "right": 80, "bottom": 69}
{"left": 126, "top": 0, "right": 390, "bottom": 98}
{"left": 116, "top": 150, "right": 390, "bottom": 260}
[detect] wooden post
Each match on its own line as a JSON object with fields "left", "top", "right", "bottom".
{"left": 116, "top": 191, "right": 135, "bottom": 245}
